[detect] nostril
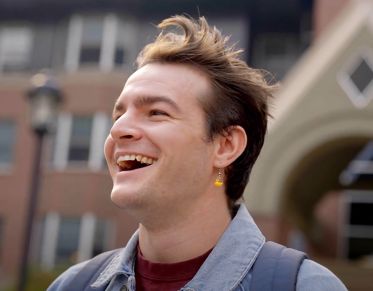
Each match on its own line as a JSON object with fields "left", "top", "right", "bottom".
{"left": 122, "top": 134, "right": 134, "bottom": 139}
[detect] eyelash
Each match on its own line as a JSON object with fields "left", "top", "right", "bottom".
{"left": 149, "top": 109, "right": 169, "bottom": 117}
{"left": 112, "top": 109, "right": 169, "bottom": 122}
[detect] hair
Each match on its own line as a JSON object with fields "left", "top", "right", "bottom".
{"left": 136, "top": 15, "right": 273, "bottom": 205}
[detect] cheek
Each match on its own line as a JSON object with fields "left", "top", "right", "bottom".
{"left": 104, "top": 135, "right": 114, "bottom": 162}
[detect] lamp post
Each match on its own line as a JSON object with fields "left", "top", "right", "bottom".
{"left": 17, "top": 72, "right": 63, "bottom": 291}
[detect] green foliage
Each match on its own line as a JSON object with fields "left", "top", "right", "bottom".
{"left": 2, "top": 265, "right": 69, "bottom": 291}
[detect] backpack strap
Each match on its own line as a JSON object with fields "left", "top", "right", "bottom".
{"left": 65, "top": 249, "right": 120, "bottom": 291}
{"left": 249, "top": 241, "right": 307, "bottom": 291}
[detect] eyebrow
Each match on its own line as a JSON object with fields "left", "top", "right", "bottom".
{"left": 112, "top": 95, "right": 181, "bottom": 119}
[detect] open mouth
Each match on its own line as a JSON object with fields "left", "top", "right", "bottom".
{"left": 117, "top": 154, "right": 156, "bottom": 171}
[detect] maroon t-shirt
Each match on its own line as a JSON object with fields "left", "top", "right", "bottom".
{"left": 135, "top": 246, "right": 212, "bottom": 291}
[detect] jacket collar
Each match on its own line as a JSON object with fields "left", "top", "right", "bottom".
{"left": 91, "top": 203, "right": 264, "bottom": 290}
{"left": 181, "top": 204, "right": 265, "bottom": 291}
{"left": 91, "top": 229, "right": 139, "bottom": 288}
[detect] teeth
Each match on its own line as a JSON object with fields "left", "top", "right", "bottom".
{"left": 117, "top": 154, "right": 156, "bottom": 165}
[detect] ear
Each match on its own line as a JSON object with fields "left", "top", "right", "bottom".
{"left": 213, "top": 126, "right": 247, "bottom": 168}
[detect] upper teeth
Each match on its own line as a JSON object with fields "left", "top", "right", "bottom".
{"left": 117, "top": 154, "right": 156, "bottom": 165}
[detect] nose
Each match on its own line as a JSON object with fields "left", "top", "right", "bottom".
{"left": 109, "top": 113, "right": 142, "bottom": 141}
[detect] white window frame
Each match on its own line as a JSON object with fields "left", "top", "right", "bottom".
{"left": 340, "top": 190, "right": 373, "bottom": 259}
{"left": 53, "top": 112, "right": 110, "bottom": 171}
{"left": 65, "top": 14, "right": 119, "bottom": 72}
{"left": 40, "top": 212, "right": 113, "bottom": 270}
{"left": 65, "top": 15, "right": 83, "bottom": 72}
{"left": 337, "top": 47, "right": 373, "bottom": 109}
{"left": 77, "top": 213, "right": 96, "bottom": 262}
{"left": 40, "top": 212, "right": 59, "bottom": 270}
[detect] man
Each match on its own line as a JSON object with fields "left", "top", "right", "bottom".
{"left": 48, "top": 15, "right": 347, "bottom": 290}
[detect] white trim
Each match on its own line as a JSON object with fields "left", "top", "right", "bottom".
{"left": 348, "top": 160, "right": 373, "bottom": 174}
{"left": 344, "top": 225, "right": 373, "bottom": 238}
{"left": 53, "top": 112, "right": 109, "bottom": 170}
{"left": 340, "top": 161, "right": 373, "bottom": 185}
{"left": 88, "top": 113, "right": 109, "bottom": 171}
{"left": 40, "top": 212, "right": 60, "bottom": 270}
{"left": 100, "top": 14, "right": 117, "bottom": 72}
{"left": 77, "top": 213, "right": 96, "bottom": 262}
{"left": 337, "top": 47, "right": 373, "bottom": 109}
{"left": 53, "top": 113, "right": 72, "bottom": 170}
{"left": 65, "top": 15, "right": 83, "bottom": 72}
{"left": 345, "top": 190, "right": 373, "bottom": 203}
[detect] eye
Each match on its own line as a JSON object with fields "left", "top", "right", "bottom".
{"left": 149, "top": 109, "right": 169, "bottom": 117}
{"left": 112, "top": 114, "right": 122, "bottom": 122}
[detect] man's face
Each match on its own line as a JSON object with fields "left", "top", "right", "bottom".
{"left": 104, "top": 63, "right": 218, "bottom": 216}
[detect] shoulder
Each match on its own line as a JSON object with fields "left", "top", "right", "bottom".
{"left": 47, "top": 248, "right": 123, "bottom": 291}
{"left": 47, "top": 260, "right": 89, "bottom": 291}
{"left": 296, "top": 259, "right": 347, "bottom": 291}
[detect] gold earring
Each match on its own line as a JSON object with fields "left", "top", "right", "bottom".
{"left": 214, "top": 169, "right": 224, "bottom": 187}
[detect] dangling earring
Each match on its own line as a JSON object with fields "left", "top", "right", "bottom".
{"left": 214, "top": 168, "right": 224, "bottom": 187}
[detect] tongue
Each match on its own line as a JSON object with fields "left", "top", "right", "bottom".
{"left": 120, "top": 160, "right": 148, "bottom": 171}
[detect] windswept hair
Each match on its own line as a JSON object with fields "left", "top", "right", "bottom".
{"left": 137, "top": 15, "right": 273, "bottom": 205}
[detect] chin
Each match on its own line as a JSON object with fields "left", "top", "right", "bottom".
{"left": 110, "top": 186, "right": 144, "bottom": 210}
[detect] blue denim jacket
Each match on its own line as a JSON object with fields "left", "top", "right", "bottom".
{"left": 48, "top": 204, "right": 347, "bottom": 291}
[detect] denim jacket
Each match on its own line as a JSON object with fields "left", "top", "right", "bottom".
{"left": 48, "top": 204, "right": 347, "bottom": 291}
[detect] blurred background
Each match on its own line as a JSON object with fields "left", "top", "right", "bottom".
{"left": 0, "top": 0, "right": 372, "bottom": 290}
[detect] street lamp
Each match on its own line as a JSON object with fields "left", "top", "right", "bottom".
{"left": 17, "top": 72, "right": 63, "bottom": 291}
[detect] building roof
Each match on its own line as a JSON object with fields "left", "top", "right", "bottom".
{"left": 0, "top": 0, "right": 306, "bottom": 28}
{"left": 270, "top": 0, "right": 373, "bottom": 131}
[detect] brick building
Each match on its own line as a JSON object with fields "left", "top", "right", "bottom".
{"left": 2, "top": 0, "right": 372, "bottom": 290}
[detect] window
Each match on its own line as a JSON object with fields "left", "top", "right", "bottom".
{"left": 92, "top": 219, "right": 111, "bottom": 257}
{"left": 39, "top": 213, "right": 112, "bottom": 269}
{"left": 341, "top": 191, "right": 373, "bottom": 260}
{"left": 338, "top": 48, "right": 373, "bottom": 108}
{"left": 55, "top": 217, "right": 81, "bottom": 265}
{"left": 0, "top": 27, "right": 33, "bottom": 72}
{"left": 53, "top": 113, "right": 109, "bottom": 170}
{"left": 252, "top": 33, "right": 302, "bottom": 80}
{"left": 0, "top": 119, "right": 16, "bottom": 168}
{"left": 350, "top": 59, "right": 373, "bottom": 94}
{"left": 80, "top": 16, "right": 104, "bottom": 65}
{"left": 65, "top": 14, "right": 134, "bottom": 72}
{"left": 68, "top": 116, "right": 93, "bottom": 163}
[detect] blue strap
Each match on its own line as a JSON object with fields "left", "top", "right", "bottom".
{"left": 65, "top": 249, "right": 119, "bottom": 291}
{"left": 249, "top": 241, "right": 307, "bottom": 291}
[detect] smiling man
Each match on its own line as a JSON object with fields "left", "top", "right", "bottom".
{"left": 48, "top": 16, "right": 347, "bottom": 291}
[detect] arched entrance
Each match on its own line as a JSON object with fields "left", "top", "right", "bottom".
{"left": 281, "top": 136, "right": 372, "bottom": 257}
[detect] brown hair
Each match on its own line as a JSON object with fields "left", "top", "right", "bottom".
{"left": 137, "top": 15, "right": 273, "bottom": 204}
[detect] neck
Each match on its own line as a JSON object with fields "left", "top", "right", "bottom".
{"left": 138, "top": 193, "right": 231, "bottom": 263}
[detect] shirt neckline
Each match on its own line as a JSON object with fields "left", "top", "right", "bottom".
{"left": 136, "top": 245, "right": 212, "bottom": 281}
